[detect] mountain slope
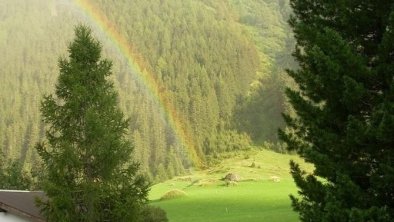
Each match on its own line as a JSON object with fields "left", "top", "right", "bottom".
{"left": 0, "top": 0, "right": 291, "bottom": 179}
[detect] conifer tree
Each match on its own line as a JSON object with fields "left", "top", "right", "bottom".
{"left": 36, "top": 25, "right": 149, "bottom": 222}
{"left": 281, "top": 1, "right": 394, "bottom": 221}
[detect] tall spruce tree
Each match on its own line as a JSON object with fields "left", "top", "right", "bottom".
{"left": 36, "top": 25, "right": 149, "bottom": 221}
{"left": 280, "top": 1, "right": 394, "bottom": 221}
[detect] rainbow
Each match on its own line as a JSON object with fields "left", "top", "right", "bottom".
{"left": 73, "top": 0, "right": 203, "bottom": 167}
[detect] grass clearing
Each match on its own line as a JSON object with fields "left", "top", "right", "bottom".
{"left": 149, "top": 149, "right": 313, "bottom": 222}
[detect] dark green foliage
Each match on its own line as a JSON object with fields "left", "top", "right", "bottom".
{"left": 140, "top": 205, "right": 168, "bottom": 222}
{"left": 36, "top": 25, "right": 149, "bottom": 221}
{"left": 155, "top": 163, "right": 168, "bottom": 183}
{"left": 235, "top": 72, "right": 287, "bottom": 143}
{"left": 231, "top": 0, "right": 296, "bottom": 145}
{"left": 0, "top": 153, "right": 32, "bottom": 190}
{"left": 281, "top": 0, "right": 394, "bottom": 221}
{"left": 101, "top": 0, "right": 259, "bottom": 161}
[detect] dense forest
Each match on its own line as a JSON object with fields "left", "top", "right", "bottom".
{"left": 0, "top": 0, "right": 293, "bottom": 181}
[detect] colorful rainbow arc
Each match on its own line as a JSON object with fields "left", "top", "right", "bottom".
{"left": 73, "top": 0, "right": 203, "bottom": 167}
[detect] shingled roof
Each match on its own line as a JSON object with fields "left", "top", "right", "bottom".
{"left": 0, "top": 190, "right": 45, "bottom": 222}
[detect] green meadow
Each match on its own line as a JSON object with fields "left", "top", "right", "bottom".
{"left": 149, "top": 149, "right": 313, "bottom": 222}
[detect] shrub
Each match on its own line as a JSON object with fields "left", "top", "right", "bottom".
{"left": 160, "top": 189, "right": 187, "bottom": 201}
{"left": 141, "top": 205, "right": 168, "bottom": 222}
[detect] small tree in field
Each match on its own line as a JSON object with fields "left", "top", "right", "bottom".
{"left": 36, "top": 25, "right": 149, "bottom": 222}
{"left": 281, "top": 0, "right": 394, "bottom": 221}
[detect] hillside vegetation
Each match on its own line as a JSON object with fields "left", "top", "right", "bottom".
{"left": 0, "top": 0, "right": 292, "bottom": 180}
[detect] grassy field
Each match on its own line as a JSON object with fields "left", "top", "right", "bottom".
{"left": 149, "top": 149, "right": 313, "bottom": 222}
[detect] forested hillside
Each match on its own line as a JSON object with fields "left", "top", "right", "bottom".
{"left": 0, "top": 0, "right": 292, "bottom": 180}
{"left": 230, "top": 0, "right": 296, "bottom": 143}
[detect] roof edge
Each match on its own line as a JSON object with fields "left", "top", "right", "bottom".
{"left": 0, "top": 201, "right": 45, "bottom": 222}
